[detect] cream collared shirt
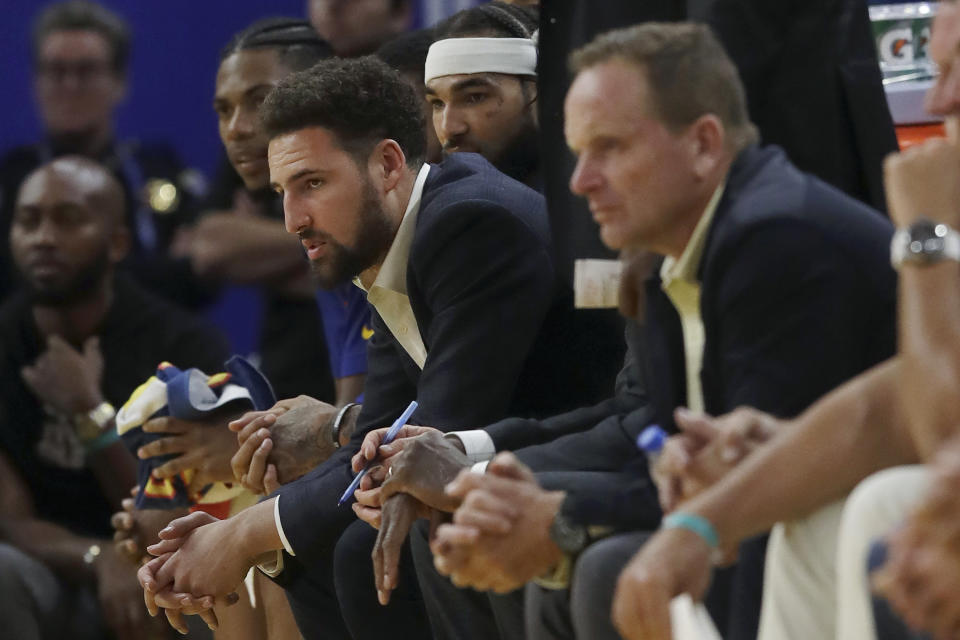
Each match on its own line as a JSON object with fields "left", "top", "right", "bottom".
{"left": 658, "top": 182, "right": 725, "bottom": 413}
{"left": 264, "top": 163, "right": 433, "bottom": 570}
{"left": 453, "top": 183, "right": 728, "bottom": 470}
{"left": 354, "top": 163, "right": 432, "bottom": 369}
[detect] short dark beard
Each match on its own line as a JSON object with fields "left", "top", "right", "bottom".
{"left": 305, "top": 179, "right": 396, "bottom": 289}
{"left": 489, "top": 119, "right": 540, "bottom": 186}
{"left": 22, "top": 249, "right": 111, "bottom": 306}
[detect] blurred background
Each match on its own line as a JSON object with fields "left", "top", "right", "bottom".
{"left": 0, "top": 0, "right": 479, "bottom": 177}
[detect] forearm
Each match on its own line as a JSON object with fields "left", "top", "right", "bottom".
{"left": 232, "top": 498, "right": 284, "bottom": 564}
{"left": 689, "top": 359, "right": 919, "bottom": 546}
{"left": 337, "top": 404, "right": 362, "bottom": 446}
{"left": 89, "top": 440, "right": 137, "bottom": 510}
{"left": 334, "top": 375, "right": 365, "bottom": 408}
{"left": 193, "top": 227, "right": 306, "bottom": 284}
{"left": 899, "top": 262, "right": 960, "bottom": 458}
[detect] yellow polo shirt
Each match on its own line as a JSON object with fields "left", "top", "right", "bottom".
{"left": 658, "top": 183, "right": 725, "bottom": 413}
{"left": 354, "top": 163, "right": 432, "bottom": 369}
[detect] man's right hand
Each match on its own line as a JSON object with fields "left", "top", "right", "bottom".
{"left": 611, "top": 526, "right": 715, "bottom": 640}
{"left": 378, "top": 430, "right": 473, "bottom": 513}
{"left": 352, "top": 424, "right": 442, "bottom": 472}
{"left": 654, "top": 407, "right": 779, "bottom": 512}
{"left": 230, "top": 396, "right": 338, "bottom": 493}
{"left": 111, "top": 490, "right": 187, "bottom": 564}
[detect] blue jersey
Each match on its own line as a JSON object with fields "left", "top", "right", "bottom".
{"left": 316, "top": 283, "right": 371, "bottom": 381}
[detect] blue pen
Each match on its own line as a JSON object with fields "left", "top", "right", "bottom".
{"left": 338, "top": 400, "right": 419, "bottom": 506}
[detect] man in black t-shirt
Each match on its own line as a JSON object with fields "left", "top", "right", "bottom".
{"left": 0, "top": 156, "right": 228, "bottom": 640}
{"left": 0, "top": 1, "right": 210, "bottom": 308}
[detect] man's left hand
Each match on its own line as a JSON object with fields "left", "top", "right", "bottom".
{"left": 370, "top": 493, "right": 432, "bottom": 605}
{"left": 21, "top": 335, "right": 103, "bottom": 415}
{"left": 149, "top": 512, "right": 249, "bottom": 599}
{"left": 431, "top": 453, "right": 565, "bottom": 592}
{"left": 884, "top": 129, "right": 960, "bottom": 228}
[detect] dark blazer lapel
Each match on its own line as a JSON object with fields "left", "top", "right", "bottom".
{"left": 642, "top": 272, "right": 685, "bottom": 433}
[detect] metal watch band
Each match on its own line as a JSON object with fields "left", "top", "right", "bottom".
{"left": 72, "top": 401, "right": 116, "bottom": 442}
{"left": 331, "top": 403, "right": 359, "bottom": 449}
{"left": 891, "top": 219, "right": 960, "bottom": 269}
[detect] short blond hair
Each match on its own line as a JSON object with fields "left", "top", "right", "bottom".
{"left": 570, "top": 22, "right": 759, "bottom": 151}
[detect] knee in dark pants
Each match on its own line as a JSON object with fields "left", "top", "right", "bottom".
{"left": 334, "top": 519, "right": 430, "bottom": 640}
{"left": 570, "top": 532, "right": 652, "bottom": 640}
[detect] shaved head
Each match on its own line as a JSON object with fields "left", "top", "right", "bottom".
{"left": 18, "top": 155, "right": 125, "bottom": 227}
{"left": 11, "top": 155, "right": 129, "bottom": 305}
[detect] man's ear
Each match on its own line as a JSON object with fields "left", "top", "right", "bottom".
{"left": 369, "top": 139, "right": 407, "bottom": 194}
{"left": 522, "top": 79, "right": 539, "bottom": 128}
{"left": 522, "top": 78, "right": 538, "bottom": 107}
{"left": 687, "top": 114, "right": 725, "bottom": 180}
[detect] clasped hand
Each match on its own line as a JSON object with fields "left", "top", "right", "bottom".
{"left": 137, "top": 511, "right": 243, "bottom": 634}
{"left": 229, "top": 395, "right": 338, "bottom": 495}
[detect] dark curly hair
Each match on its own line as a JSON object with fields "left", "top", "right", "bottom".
{"left": 220, "top": 17, "right": 333, "bottom": 72}
{"left": 375, "top": 27, "right": 435, "bottom": 84}
{"left": 436, "top": 1, "right": 538, "bottom": 39}
{"left": 260, "top": 56, "right": 426, "bottom": 167}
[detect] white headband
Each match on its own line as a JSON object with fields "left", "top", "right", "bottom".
{"left": 424, "top": 37, "right": 537, "bottom": 84}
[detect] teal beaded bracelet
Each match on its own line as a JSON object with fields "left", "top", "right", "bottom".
{"left": 662, "top": 511, "right": 720, "bottom": 549}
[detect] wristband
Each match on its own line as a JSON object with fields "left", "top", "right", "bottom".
{"left": 331, "top": 403, "right": 359, "bottom": 449}
{"left": 83, "top": 428, "right": 120, "bottom": 456}
{"left": 662, "top": 511, "right": 719, "bottom": 549}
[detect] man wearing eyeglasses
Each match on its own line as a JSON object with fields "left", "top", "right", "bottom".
{"left": 0, "top": 1, "right": 206, "bottom": 308}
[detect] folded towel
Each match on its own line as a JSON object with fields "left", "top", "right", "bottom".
{"left": 116, "top": 355, "right": 275, "bottom": 515}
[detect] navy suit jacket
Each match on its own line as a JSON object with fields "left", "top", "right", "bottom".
{"left": 645, "top": 144, "right": 896, "bottom": 431}
{"left": 569, "top": 145, "right": 897, "bottom": 530}
{"left": 480, "top": 145, "right": 898, "bottom": 536}
{"left": 569, "top": 145, "right": 897, "bottom": 639}
{"left": 274, "top": 153, "right": 610, "bottom": 569}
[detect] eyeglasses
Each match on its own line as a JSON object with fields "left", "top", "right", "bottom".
{"left": 36, "top": 60, "right": 113, "bottom": 84}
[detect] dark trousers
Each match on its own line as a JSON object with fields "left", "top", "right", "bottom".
{"left": 525, "top": 531, "right": 651, "bottom": 640}
{"left": 409, "top": 519, "right": 526, "bottom": 640}
{"left": 0, "top": 542, "right": 105, "bottom": 640}
{"left": 277, "top": 451, "right": 430, "bottom": 640}
{"left": 333, "top": 519, "right": 430, "bottom": 639}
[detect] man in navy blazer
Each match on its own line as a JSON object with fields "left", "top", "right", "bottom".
{"left": 134, "top": 56, "right": 604, "bottom": 638}
{"left": 428, "top": 22, "right": 897, "bottom": 640}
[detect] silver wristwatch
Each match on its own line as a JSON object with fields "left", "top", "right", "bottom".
{"left": 72, "top": 401, "right": 116, "bottom": 442}
{"left": 891, "top": 219, "right": 960, "bottom": 269}
{"left": 549, "top": 497, "right": 589, "bottom": 555}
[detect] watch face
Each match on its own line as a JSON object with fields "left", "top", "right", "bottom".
{"left": 908, "top": 220, "right": 948, "bottom": 257}
{"left": 73, "top": 415, "right": 101, "bottom": 442}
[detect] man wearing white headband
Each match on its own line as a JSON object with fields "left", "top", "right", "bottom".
{"left": 424, "top": 2, "right": 541, "bottom": 189}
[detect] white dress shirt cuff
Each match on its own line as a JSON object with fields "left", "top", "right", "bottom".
{"left": 471, "top": 460, "right": 491, "bottom": 473}
{"left": 256, "top": 497, "right": 296, "bottom": 578}
{"left": 274, "top": 495, "right": 296, "bottom": 556}
{"left": 257, "top": 552, "right": 285, "bottom": 578}
{"left": 447, "top": 430, "right": 496, "bottom": 463}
